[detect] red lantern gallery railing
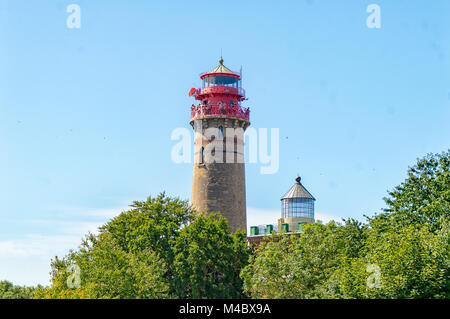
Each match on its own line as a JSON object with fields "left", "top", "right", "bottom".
{"left": 191, "top": 104, "right": 250, "bottom": 121}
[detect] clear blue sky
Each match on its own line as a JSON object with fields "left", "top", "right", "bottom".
{"left": 0, "top": 0, "right": 449, "bottom": 286}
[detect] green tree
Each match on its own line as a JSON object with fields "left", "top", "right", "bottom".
{"left": 241, "top": 220, "right": 367, "bottom": 298}
{"left": 0, "top": 280, "right": 37, "bottom": 299}
{"left": 34, "top": 232, "right": 170, "bottom": 299}
{"left": 173, "top": 213, "right": 251, "bottom": 298}
{"left": 242, "top": 209, "right": 448, "bottom": 299}
{"left": 379, "top": 150, "right": 449, "bottom": 232}
{"left": 325, "top": 220, "right": 449, "bottom": 298}
{"left": 37, "top": 193, "right": 251, "bottom": 299}
{"left": 100, "top": 192, "right": 194, "bottom": 264}
{"left": 78, "top": 233, "right": 169, "bottom": 299}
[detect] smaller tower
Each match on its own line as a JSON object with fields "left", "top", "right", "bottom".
{"left": 278, "top": 176, "right": 315, "bottom": 233}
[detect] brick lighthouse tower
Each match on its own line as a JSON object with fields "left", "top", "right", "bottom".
{"left": 189, "top": 58, "right": 250, "bottom": 233}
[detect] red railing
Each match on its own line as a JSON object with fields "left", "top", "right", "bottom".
{"left": 191, "top": 104, "right": 250, "bottom": 121}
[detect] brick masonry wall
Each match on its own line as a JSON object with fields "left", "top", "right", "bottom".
{"left": 190, "top": 117, "right": 250, "bottom": 234}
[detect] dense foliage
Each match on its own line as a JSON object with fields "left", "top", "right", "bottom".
{"left": 381, "top": 151, "right": 449, "bottom": 232}
{"left": 0, "top": 281, "right": 37, "bottom": 299}
{"left": 2, "top": 151, "right": 448, "bottom": 299}
{"left": 33, "top": 193, "right": 251, "bottom": 299}
{"left": 241, "top": 220, "right": 368, "bottom": 298}
{"left": 242, "top": 151, "right": 449, "bottom": 299}
{"left": 173, "top": 213, "right": 251, "bottom": 298}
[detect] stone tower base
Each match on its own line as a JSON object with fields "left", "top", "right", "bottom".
{"left": 191, "top": 162, "right": 247, "bottom": 234}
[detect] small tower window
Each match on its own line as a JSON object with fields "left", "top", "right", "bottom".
{"left": 200, "top": 147, "right": 204, "bottom": 164}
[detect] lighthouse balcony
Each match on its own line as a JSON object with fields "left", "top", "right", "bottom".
{"left": 191, "top": 103, "right": 250, "bottom": 121}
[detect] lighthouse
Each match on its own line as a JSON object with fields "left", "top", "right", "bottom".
{"left": 189, "top": 58, "right": 250, "bottom": 233}
{"left": 278, "top": 176, "right": 315, "bottom": 232}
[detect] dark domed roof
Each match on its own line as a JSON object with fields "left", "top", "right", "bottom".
{"left": 281, "top": 176, "right": 315, "bottom": 200}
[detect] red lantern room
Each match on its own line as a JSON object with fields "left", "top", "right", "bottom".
{"left": 189, "top": 58, "right": 250, "bottom": 122}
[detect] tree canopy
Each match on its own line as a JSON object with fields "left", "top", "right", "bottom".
{"left": 33, "top": 193, "right": 251, "bottom": 299}
{"left": 379, "top": 150, "right": 449, "bottom": 232}
{"left": 0, "top": 281, "right": 37, "bottom": 299}
{"left": 3, "top": 150, "right": 448, "bottom": 299}
{"left": 241, "top": 151, "right": 449, "bottom": 299}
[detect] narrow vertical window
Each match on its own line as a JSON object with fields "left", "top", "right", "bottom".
{"left": 218, "top": 126, "right": 224, "bottom": 140}
{"left": 200, "top": 147, "right": 204, "bottom": 164}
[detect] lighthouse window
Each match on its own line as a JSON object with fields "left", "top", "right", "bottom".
{"left": 281, "top": 198, "right": 314, "bottom": 219}
{"left": 205, "top": 76, "right": 239, "bottom": 87}
{"left": 200, "top": 147, "right": 204, "bottom": 164}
